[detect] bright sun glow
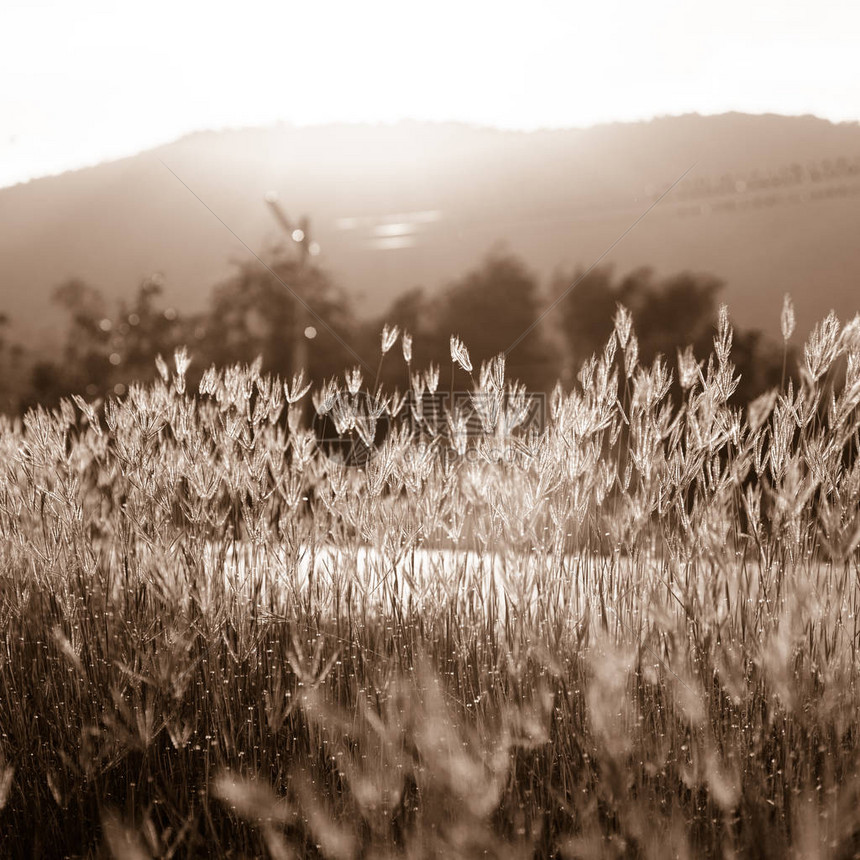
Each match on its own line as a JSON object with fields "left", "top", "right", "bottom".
{"left": 2, "top": 0, "right": 859, "bottom": 188}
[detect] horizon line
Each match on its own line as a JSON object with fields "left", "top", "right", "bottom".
{"left": 3, "top": 108, "right": 858, "bottom": 193}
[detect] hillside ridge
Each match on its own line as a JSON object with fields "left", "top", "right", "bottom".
{"left": 1, "top": 112, "right": 859, "bottom": 350}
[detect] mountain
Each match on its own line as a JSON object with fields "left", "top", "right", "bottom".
{"left": 1, "top": 112, "right": 860, "bottom": 352}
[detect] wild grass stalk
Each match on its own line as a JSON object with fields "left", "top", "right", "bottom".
{"left": 0, "top": 305, "right": 859, "bottom": 857}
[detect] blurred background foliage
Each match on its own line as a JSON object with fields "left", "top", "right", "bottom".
{"left": 5, "top": 247, "right": 791, "bottom": 413}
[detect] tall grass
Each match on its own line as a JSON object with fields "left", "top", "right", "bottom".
{"left": 1, "top": 303, "right": 860, "bottom": 857}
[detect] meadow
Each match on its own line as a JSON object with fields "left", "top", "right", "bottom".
{"left": 2, "top": 302, "right": 860, "bottom": 858}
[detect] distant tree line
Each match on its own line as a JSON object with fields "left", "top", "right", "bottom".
{"left": 2, "top": 246, "right": 790, "bottom": 414}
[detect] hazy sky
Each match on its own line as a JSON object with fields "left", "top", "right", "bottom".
{"left": 2, "top": 0, "right": 859, "bottom": 188}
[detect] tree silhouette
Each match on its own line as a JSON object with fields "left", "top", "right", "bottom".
{"left": 203, "top": 253, "right": 355, "bottom": 382}
{"left": 28, "top": 279, "right": 113, "bottom": 404}
{"left": 0, "top": 313, "right": 25, "bottom": 414}
{"left": 552, "top": 266, "right": 620, "bottom": 376}
{"left": 633, "top": 271, "right": 722, "bottom": 363}
{"left": 554, "top": 264, "right": 784, "bottom": 402}
{"left": 27, "top": 276, "right": 194, "bottom": 406}
{"left": 434, "top": 251, "right": 558, "bottom": 391}
{"left": 114, "top": 276, "right": 198, "bottom": 383}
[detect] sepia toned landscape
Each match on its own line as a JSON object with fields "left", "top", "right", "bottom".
{"left": 2, "top": 2, "right": 860, "bottom": 857}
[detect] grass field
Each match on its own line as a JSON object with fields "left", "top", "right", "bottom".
{"left": 2, "top": 305, "right": 860, "bottom": 858}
